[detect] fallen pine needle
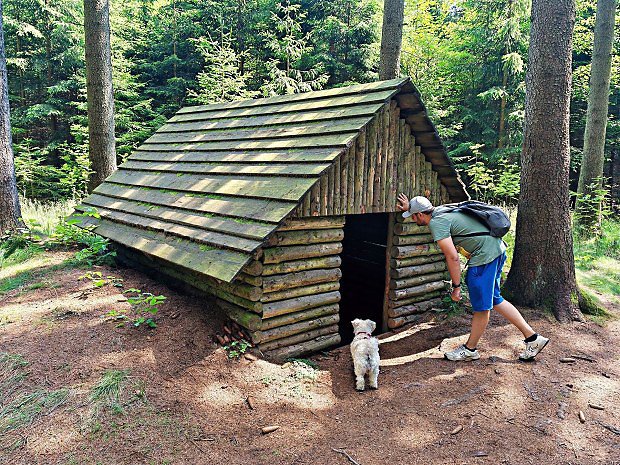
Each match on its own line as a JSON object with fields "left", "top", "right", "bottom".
{"left": 332, "top": 448, "right": 361, "bottom": 465}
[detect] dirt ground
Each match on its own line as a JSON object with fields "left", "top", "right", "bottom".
{"left": 1, "top": 252, "right": 619, "bottom": 465}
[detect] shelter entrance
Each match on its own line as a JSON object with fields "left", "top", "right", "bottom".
{"left": 338, "top": 213, "right": 390, "bottom": 345}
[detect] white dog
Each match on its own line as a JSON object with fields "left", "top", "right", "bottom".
{"left": 350, "top": 319, "right": 380, "bottom": 391}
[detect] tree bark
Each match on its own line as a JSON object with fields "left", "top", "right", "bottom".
{"left": 575, "top": 0, "right": 617, "bottom": 230}
{"left": 0, "top": 0, "right": 23, "bottom": 234}
{"left": 378, "top": 0, "right": 404, "bottom": 80}
{"left": 84, "top": 0, "right": 117, "bottom": 192}
{"left": 504, "top": 0, "right": 583, "bottom": 322}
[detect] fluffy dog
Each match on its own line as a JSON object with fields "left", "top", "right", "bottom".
{"left": 350, "top": 319, "right": 380, "bottom": 391}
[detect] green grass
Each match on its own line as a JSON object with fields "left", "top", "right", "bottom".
{"left": 0, "top": 271, "right": 33, "bottom": 295}
{"left": 20, "top": 197, "right": 76, "bottom": 237}
{"left": 0, "top": 352, "right": 70, "bottom": 446}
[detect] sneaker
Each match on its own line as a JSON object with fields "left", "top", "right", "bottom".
{"left": 519, "top": 335, "right": 550, "bottom": 361}
{"left": 444, "top": 344, "right": 481, "bottom": 361}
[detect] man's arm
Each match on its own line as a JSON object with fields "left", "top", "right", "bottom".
{"left": 437, "top": 237, "right": 462, "bottom": 302}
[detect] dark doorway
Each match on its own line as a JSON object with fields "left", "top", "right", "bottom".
{"left": 338, "top": 213, "right": 389, "bottom": 345}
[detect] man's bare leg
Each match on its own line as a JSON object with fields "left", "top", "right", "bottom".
{"left": 465, "top": 310, "right": 490, "bottom": 348}
{"left": 493, "top": 300, "right": 535, "bottom": 338}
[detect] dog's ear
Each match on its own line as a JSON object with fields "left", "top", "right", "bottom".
{"left": 351, "top": 319, "right": 361, "bottom": 330}
{"left": 369, "top": 320, "right": 376, "bottom": 333}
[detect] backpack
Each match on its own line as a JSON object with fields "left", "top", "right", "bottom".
{"left": 442, "top": 200, "right": 511, "bottom": 238}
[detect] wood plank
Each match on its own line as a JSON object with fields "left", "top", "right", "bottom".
{"left": 389, "top": 281, "right": 447, "bottom": 300}
{"left": 387, "top": 298, "right": 443, "bottom": 318}
{"left": 390, "top": 243, "right": 442, "bottom": 259}
{"left": 327, "top": 164, "right": 334, "bottom": 216}
{"left": 83, "top": 193, "right": 273, "bottom": 240}
{"left": 392, "top": 234, "right": 433, "bottom": 246}
{"left": 261, "top": 303, "right": 339, "bottom": 330}
{"left": 174, "top": 83, "right": 402, "bottom": 116}
{"left": 76, "top": 205, "right": 261, "bottom": 253}
{"left": 387, "top": 101, "right": 399, "bottom": 208}
{"left": 264, "top": 333, "right": 341, "bottom": 361}
{"left": 261, "top": 282, "right": 340, "bottom": 303}
{"left": 394, "top": 223, "right": 430, "bottom": 235}
{"left": 310, "top": 181, "right": 320, "bottom": 216}
{"left": 380, "top": 104, "right": 390, "bottom": 210}
{"left": 234, "top": 272, "right": 263, "bottom": 287}
{"left": 140, "top": 132, "right": 357, "bottom": 152}
{"left": 262, "top": 291, "right": 341, "bottom": 319}
{"left": 366, "top": 113, "right": 377, "bottom": 211}
{"left": 241, "top": 259, "right": 263, "bottom": 277}
{"left": 346, "top": 146, "right": 355, "bottom": 213}
{"left": 278, "top": 216, "right": 345, "bottom": 231}
{"left": 266, "top": 228, "right": 344, "bottom": 247}
{"left": 388, "top": 289, "right": 445, "bottom": 309}
{"left": 390, "top": 261, "right": 447, "bottom": 279}
{"left": 161, "top": 105, "right": 382, "bottom": 132}
{"left": 121, "top": 160, "right": 329, "bottom": 177}
{"left": 373, "top": 107, "right": 385, "bottom": 210}
{"left": 148, "top": 117, "right": 372, "bottom": 144}
{"left": 354, "top": 128, "right": 366, "bottom": 212}
{"left": 93, "top": 182, "right": 296, "bottom": 224}
{"left": 334, "top": 156, "right": 341, "bottom": 215}
{"left": 319, "top": 173, "right": 328, "bottom": 216}
{"left": 77, "top": 218, "right": 251, "bottom": 283}
{"left": 390, "top": 271, "right": 446, "bottom": 290}
{"left": 262, "top": 242, "right": 343, "bottom": 264}
{"left": 259, "top": 324, "right": 338, "bottom": 352}
{"left": 339, "top": 148, "right": 348, "bottom": 213}
{"left": 390, "top": 255, "right": 444, "bottom": 269}
{"left": 106, "top": 170, "right": 316, "bottom": 202}
{"left": 216, "top": 299, "right": 262, "bottom": 331}
{"left": 131, "top": 148, "right": 343, "bottom": 164}
{"left": 262, "top": 255, "right": 342, "bottom": 276}
{"left": 251, "top": 314, "right": 339, "bottom": 345}
{"left": 263, "top": 268, "right": 342, "bottom": 293}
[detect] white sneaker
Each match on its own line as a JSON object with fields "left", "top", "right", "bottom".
{"left": 519, "top": 335, "right": 549, "bottom": 361}
{"left": 444, "top": 344, "right": 481, "bottom": 361}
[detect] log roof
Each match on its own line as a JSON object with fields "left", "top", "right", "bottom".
{"left": 73, "top": 78, "right": 467, "bottom": 283}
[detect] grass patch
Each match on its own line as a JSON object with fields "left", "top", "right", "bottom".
{"left": 20, "top": 197, "right": 76, "bottom": 237}
{"left": 0, "top": 352, "right": 70, "bottom": 450}
{"left": 0, "top": 271, "right": 33, "bottom": 295}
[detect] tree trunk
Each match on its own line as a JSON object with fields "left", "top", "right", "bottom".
{"left": 84, "top": 0, "right": 117, "bottom": 192}
{"left": 378, "top": 0, "right": 404, "bottom": 80}
{"left": 0, "top": 0, "right": 23, "bottom": 234}
{"left": 575, "top": 0, "right": 617, "bottom": 230}
{"left": 504, "top": 0, "right": 583, "bottom": 322}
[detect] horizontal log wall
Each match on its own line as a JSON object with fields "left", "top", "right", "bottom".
{"left": 218, "top": 216, "right": 344, "bottom": 360}
{"left": 386, "top": 214, "right": 448, "bottom": 329}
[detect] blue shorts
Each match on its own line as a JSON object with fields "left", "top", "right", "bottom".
{"left": 465, "top": 252, "right": 506, "bottom": 312}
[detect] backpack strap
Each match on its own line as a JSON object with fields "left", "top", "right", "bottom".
{"left": 452, "top": 231, "right": 490, "bottom": 238}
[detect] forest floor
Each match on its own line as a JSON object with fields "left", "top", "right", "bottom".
{"left": 1, "top": 250, "right": 619, "bottom": 465}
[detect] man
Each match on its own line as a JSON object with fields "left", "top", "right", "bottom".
{"left": 396, "top": 194, "right": 549, "bottom": 362}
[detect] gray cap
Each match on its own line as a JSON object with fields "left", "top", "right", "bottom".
{"left": 402, "top": 196, "right": 433, "bottom": 218}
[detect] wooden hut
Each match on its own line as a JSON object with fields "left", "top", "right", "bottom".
{"left": 74, "top": 78, "right": 468, "bottom": 360}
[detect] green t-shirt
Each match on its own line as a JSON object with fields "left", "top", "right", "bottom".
{"left": 428, "top": 206, "right": 506, "bottom": 266}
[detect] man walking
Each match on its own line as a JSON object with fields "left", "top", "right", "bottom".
{"left": 396, "top": 194, "right": 549, "bottom": 361}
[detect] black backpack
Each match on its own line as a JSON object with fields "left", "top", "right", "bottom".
{"left": 443, "top": 201, "right": 511, "bottom": 238}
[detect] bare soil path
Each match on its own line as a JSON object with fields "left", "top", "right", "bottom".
{"left": 1, "top": 252, "right": 619, "bottom": 465}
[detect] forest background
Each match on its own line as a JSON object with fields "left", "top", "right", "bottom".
{"left": 4, "top": 0, "right": 619, "bottom": 206}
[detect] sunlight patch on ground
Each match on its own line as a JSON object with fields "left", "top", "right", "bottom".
{"left": 24, "top": 414, "right": 82, "bottom": 457}
{"left": 392, "top": 416, "right": 440, "bottom": 446}
{"left": 378, "top": 322, "right": 437, "bottom": 344}
{"left": 187, "top": 355, "right": 337, "bottom": 411}
{"left": 91, "top": 347, "right": 157, "bottom": 370}
{"left": 380, "top": 334, "right": 468, "bottom": 367}
{"left": 0, "top": 252, "right": 69, "bottom": 281}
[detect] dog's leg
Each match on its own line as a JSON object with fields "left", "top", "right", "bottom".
{"left": 354, "top": 363, "right": 366, "bottom": 391}
{"left": 369, "top": 366, "right": 379, "bottom": 390}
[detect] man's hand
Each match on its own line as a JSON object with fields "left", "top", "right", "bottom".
{"left": 451, "top": 287, "right": 462, "bottom": 302}
{"left": 397, "top": 193, "right": 409, "bottom": 212}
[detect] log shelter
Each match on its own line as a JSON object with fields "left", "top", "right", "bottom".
{"left": 73, "top": 78, "right": 468, "bottom": 360}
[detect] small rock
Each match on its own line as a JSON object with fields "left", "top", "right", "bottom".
{"left": 244, "top": 353, "right": 258, "bottom": 361}
{"left": 246, "top": 396, "right": 255, "bottom": 410}
{"left": 579, "top": 410, "right": 586, "bottom": 423}
{"left": 588, "top": 402, "right": 605, "bottom": 410}
{"left": 451, "top": 425, "right": 463, "bottom": 435}
{"left": 601, "top": 372, "right": 611, "bottom": 379}
{"left": 560, "top": 357, "right": 577, "bottom": 363}
{"left": 170, "top": 312, "right": 179, "bottom": 319}
{"left": 472, "top": 451, "right": 488, "bottom": 457}
{"left": 494, "top": 368, "right": 502, "bottom": 375}
{"left": 261, "top": 426, "right": 280, "bottom": 434}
